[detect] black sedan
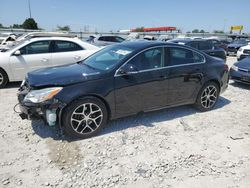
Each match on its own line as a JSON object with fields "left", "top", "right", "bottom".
{"left": 230, "top": 56, "right": 250, "bottom": 84}
{"left": 168, "top": 39, "right": 227, "bottom": 61}
{"left": 17, "top": 41, "right": 229, "bottom": 139}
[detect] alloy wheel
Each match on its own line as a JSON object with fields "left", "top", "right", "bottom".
{"left": 70, "top": 103, "right": 103, "bottom": 134}
{"left": 200, "top": 85, "right": 218, "bottom": 109}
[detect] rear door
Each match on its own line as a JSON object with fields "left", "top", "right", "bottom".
{"left": 51, "top": 40, "right": 86, "bottom": 66}
{"left": 9, "top": 40, "right": 52, "bottom": 80}
{"left": 165, "top": 47, "right": 205, "bottom": 105}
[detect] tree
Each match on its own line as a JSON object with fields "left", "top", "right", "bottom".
{"left": 22, "top": 18, "right": 38, "bottom": 29}
{"left": 200, "top": 29, "right": 205, "bottom": 33}
{"left": 57, "top": 25, "right": 71, "bottom": 31}
{"left": 134, "top": 27, "right": 144, "bottom": 32}
{"left": 0, "top": 23, "right": 3, "bottom": 28}
{"left": 192, "top": 29, "right": 199, "bottom": 33}
{"left": 11, "top": 24, "right": 23, "bottom": 29}
{"left": 214, "top": 30, "right": 224, "bottom": 34}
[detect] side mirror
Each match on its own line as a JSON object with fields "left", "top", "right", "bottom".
{"left": 13, "top": 50, "right": 21, "bottom": 56}
{"left": 118, "top": 64, "right": 138, "bottom": 75}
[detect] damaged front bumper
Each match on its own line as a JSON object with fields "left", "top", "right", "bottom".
{"left": 17, "top": 89, "right": 66, "bottom": 127}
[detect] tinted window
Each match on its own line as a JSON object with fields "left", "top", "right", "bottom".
{"left": 198, "top": 41, "right": 213, "bottom": 50}
{"left": 98, "top": 36, "right": 113, "bottom": 42}
{"left": 98, "top": 36, "right": 107, "bottom": 41}
{"left": 19, "top": 41, "right": 50, "bottom": 55}
{"left": 167, "top": 47, "right": 203, "bottom": 66}
{"left": 187, "top": 41, "right": 198, "bottom": 49}
{"left": 128, "top": 48, "right": 163, "bottom": 71}
{"left": 54, "top": 40, "right": 83, "bottom": 52}
{"left": 115, "top": 37, "right": 125, "bottom": 43}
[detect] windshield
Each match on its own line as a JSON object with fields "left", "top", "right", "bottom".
{"left": 83, "top": 45, "right": 134, "bottom": 71}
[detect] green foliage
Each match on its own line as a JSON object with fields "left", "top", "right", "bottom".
{"left": 134, "top": 27, "right": 144, "bottom": 32}
{"left": 192, "top": 29, "right": 207, "bottom": 33}
{"left": 11, "top": 24, "right": 23, "bottom": 28}
{"left": 22, "top": 18, "right": 38, "bottom": 29}
{"left": 192, "top": 29, "right": 199, "bottom": 33}
{"left": 57, "top": 25, "right": 71, "bottom": 31}
{"left": 214, "top": 30, "right": 224, "bottom": 34}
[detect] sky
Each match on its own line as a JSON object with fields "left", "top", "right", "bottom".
{"left": 0, "top": 0, "right": 249, "bottom": 33}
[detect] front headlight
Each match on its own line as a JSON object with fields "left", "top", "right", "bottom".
{"left": 24, "top": 87, "right": 62, "bottom": 103}
{"left": 231, "top": 65, "right": 238, "bottom": 71}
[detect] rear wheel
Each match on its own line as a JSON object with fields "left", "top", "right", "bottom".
{"left": 0, "top": 69, "right": 8, "bottom": 88}
{"left": 195, "top": 82, "right": 219, "bottom": 111}
{"left": 62, "top": 97, "right": 108, "bottom": 139}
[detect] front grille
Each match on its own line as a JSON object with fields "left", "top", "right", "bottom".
{"left": 228, "top": 47, "right": 237, "bottom": 52}
{"left": 243, "top": 49, "right": 250, "bottom": 54}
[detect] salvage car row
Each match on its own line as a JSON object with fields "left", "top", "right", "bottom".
{"left": 0, "top": 32, "right": 249, "bottom": 139}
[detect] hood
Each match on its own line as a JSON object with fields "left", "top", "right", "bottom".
{"left": 228, "top": 43, "right": 245, "bottom": 48}
{"left": 27, "top": 63, "right": 102, "bottom": 87}
{"left": 235, "top": 57, "right": 250, "bottom": 69}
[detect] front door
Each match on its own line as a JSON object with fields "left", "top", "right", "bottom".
{"left": 114, "top": 47, "right": 168, "bottom": 117}
{"left": 9, "top": 40, "right": 52, "bottom": 80}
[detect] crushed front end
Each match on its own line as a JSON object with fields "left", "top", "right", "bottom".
{"left": 17, "top": 80, "right": 66, "bottom": 127}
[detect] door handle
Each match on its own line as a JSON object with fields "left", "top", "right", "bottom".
{"left": 74, "top": 55, "right": 81, "bottom": 60}
{"left": 41, "top": 58, "right": 49, "bottom": 62}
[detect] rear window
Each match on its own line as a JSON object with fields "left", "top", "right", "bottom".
{"left": 54, "top": 40, "right": 83, "bottom": 52}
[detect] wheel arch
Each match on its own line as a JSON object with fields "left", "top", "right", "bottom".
{"left": 0, "top": 67, "right": 9, "bottom": 81}
{"left": 61, "top": 94, "right": 112, "bottom": 123}
{"left": 205, "top": 79, "right": 221, "bottom": 92}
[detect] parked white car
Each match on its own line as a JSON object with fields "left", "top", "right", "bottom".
{"left": 0, "top": 37, "right": 99, "bottom": 88}
{"left": 92, "top": 35, "right": 125, "bottom": 47}
{"left": 237, "top": 43, "right": 250, "bottom": 61}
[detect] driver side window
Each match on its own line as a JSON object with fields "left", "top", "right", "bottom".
{"left": 127, "top": 47, "right": 163, "bottom": 71}
{"left": 19, "top": 41, "right": 50, "bottom": 55}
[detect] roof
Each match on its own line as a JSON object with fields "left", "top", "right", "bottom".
{"left": 114, "top": 41, "right": 184, "bottom": 51}
{"left": 115, "top": 41, "right": 165, "bottom": 50}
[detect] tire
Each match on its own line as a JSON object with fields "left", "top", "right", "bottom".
{"left": 195, "top": 82, "right": 219, "bottom": 112}
{"left": 62, "top": 97, "right": 108, "bottom": 139}
{"left": 0, "top": 69, "right": 8, "bottom": 88}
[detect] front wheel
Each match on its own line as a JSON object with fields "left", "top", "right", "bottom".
{"left": 62, "top": 97, "right": 108, "bottom": 139}
{"left": 195, "top": 82, "right": 219, "bottom": 112}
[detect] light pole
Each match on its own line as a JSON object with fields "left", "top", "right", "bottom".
{"left": 28, "top": 0, "right": 32, "bottom": 18}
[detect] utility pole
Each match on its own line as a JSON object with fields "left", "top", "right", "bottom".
{"left": 28, "top": 0, "right": 32, "bottom": 18}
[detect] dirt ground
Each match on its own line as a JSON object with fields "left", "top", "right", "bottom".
{"left": 0, "top": 57, "right": 249, "bottom": 188}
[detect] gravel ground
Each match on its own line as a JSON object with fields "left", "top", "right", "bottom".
{"left": 0, "top": 57, "right": 249, "bottom": 188}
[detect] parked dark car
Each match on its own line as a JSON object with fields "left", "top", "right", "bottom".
{"left": 207, "top": 39, "right": 228, "bottom": 51}
{"left": 230, "top": 56, "right": 250, "bottom": 84}
{"left": 227, "top": 39, "right": 249, "bottom": 56}
{"left": 168, "top": 39, "right": 227, "bottom": 61}
{"left": 17, "top": 41, "right": 229, "bottom": 139}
